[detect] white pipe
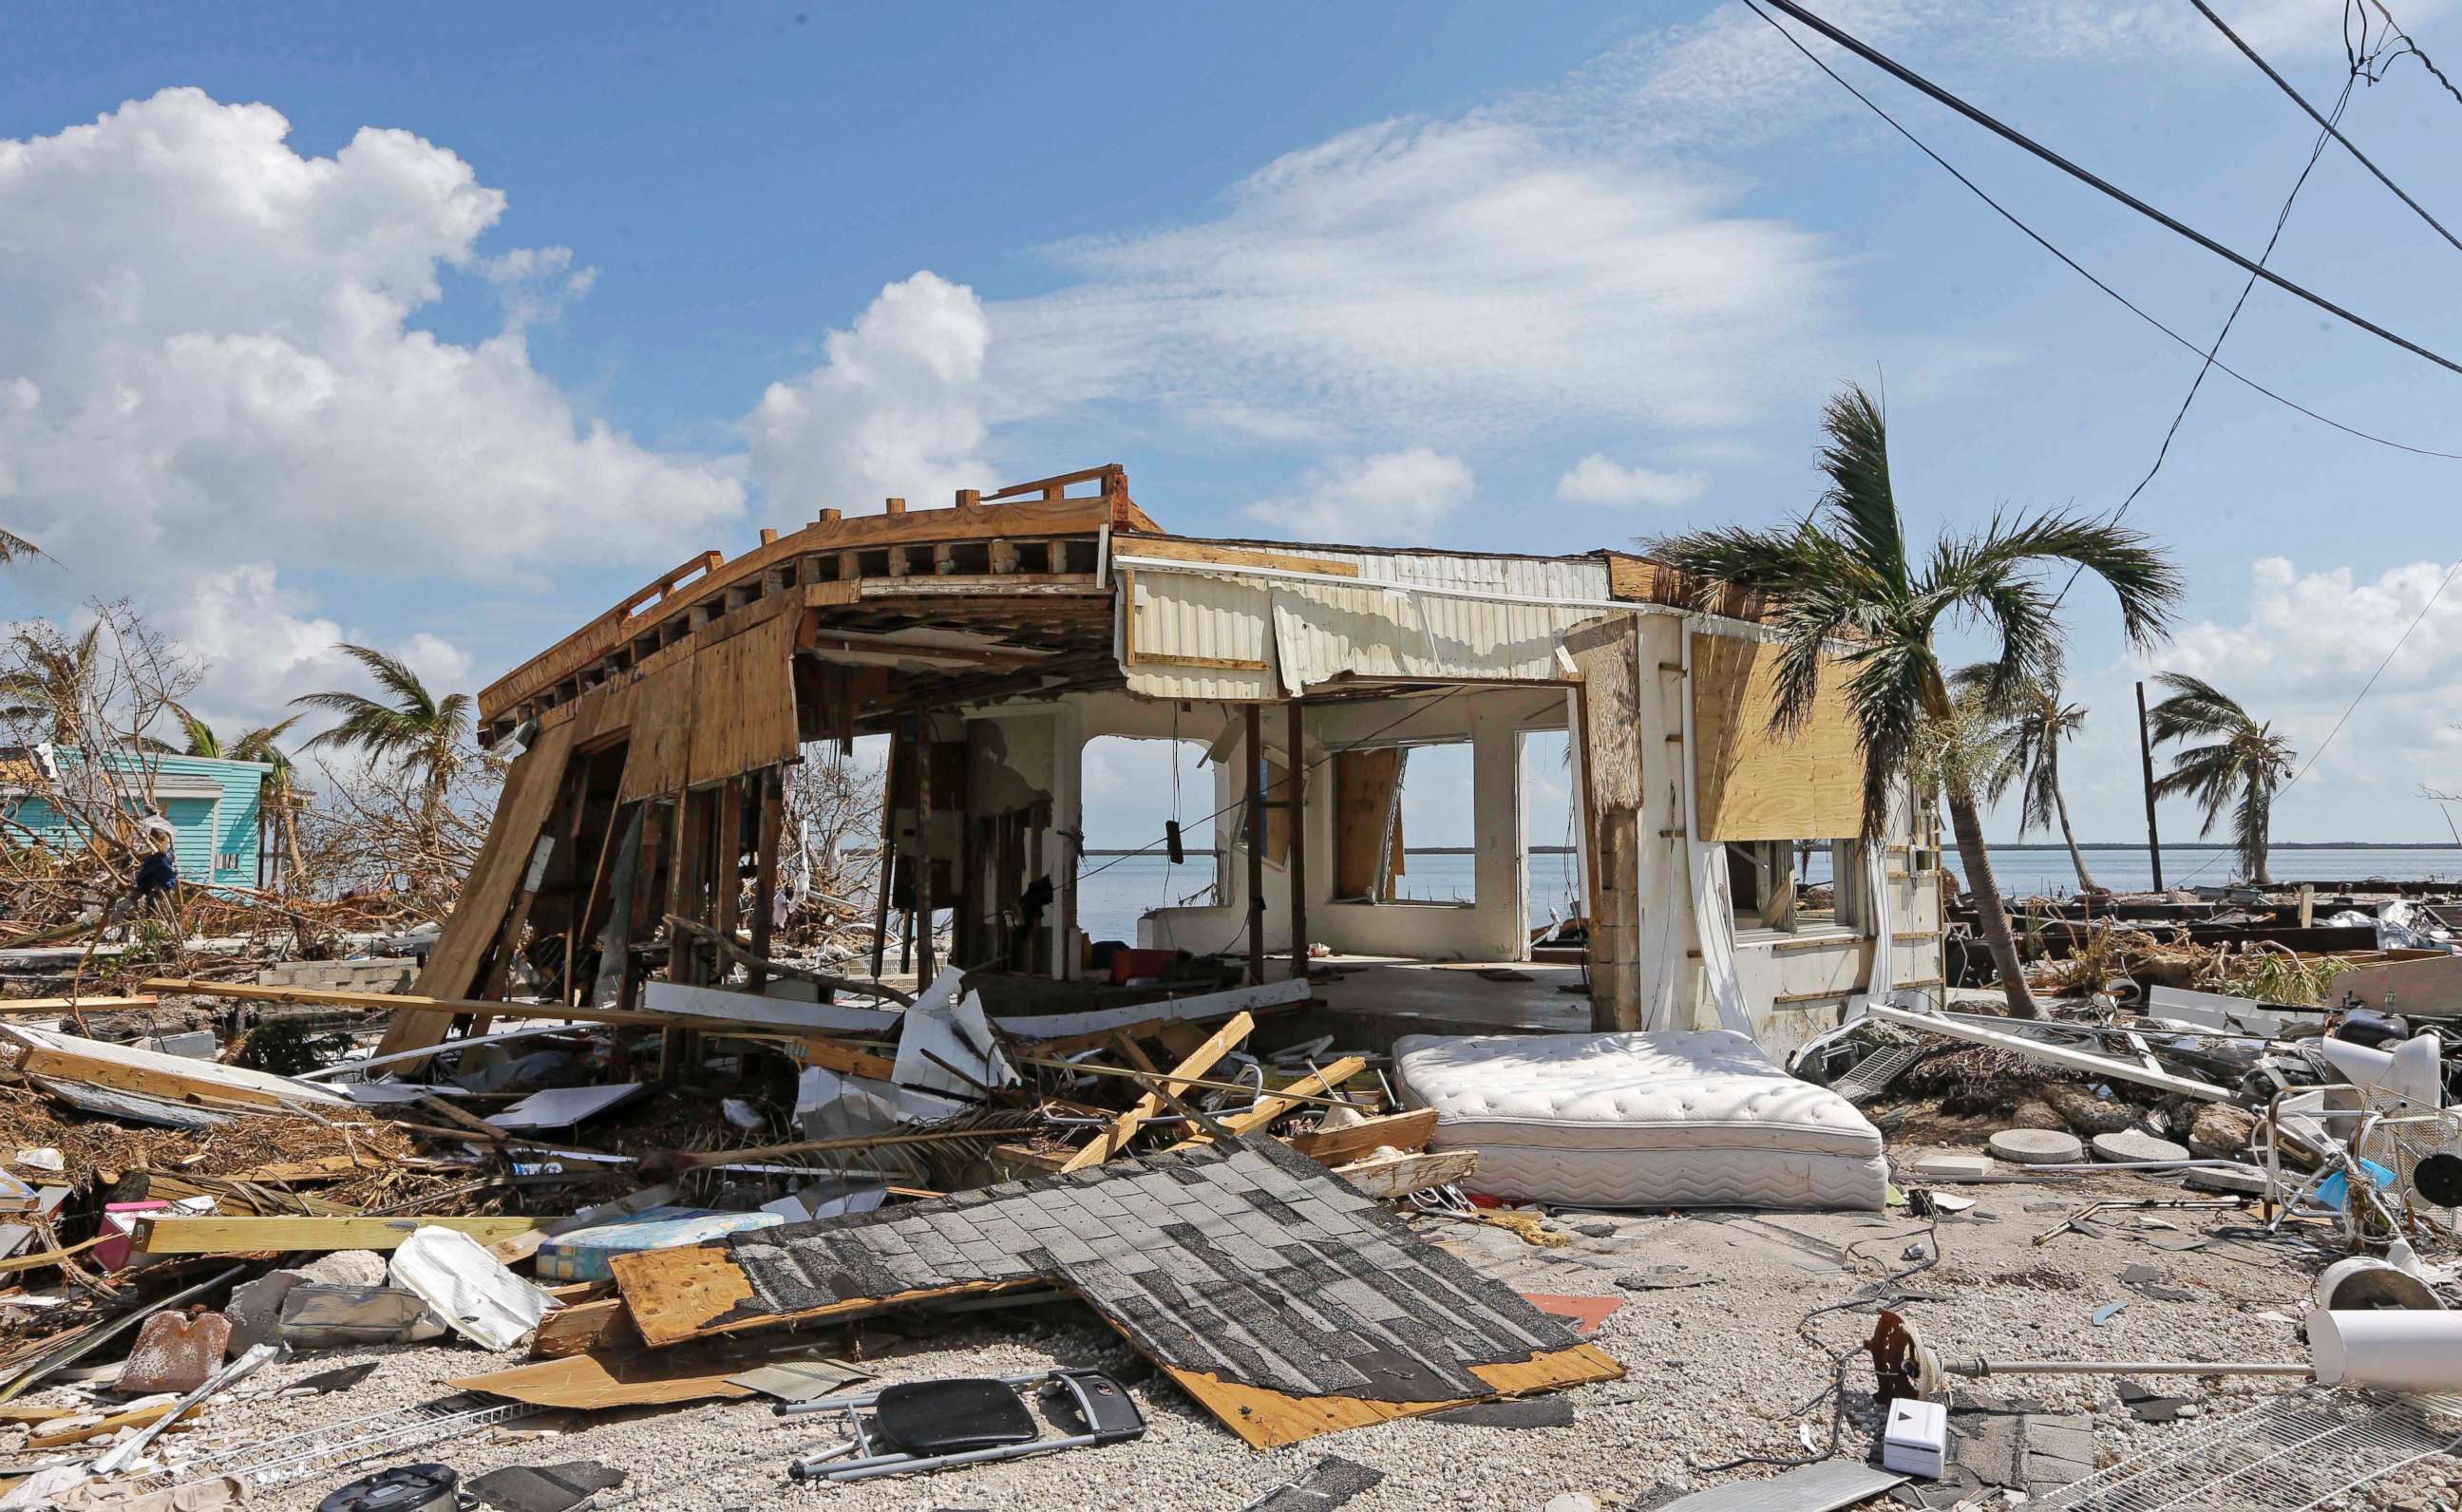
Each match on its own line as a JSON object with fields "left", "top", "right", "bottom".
{"left": 2312, "top": 1311, "right": 2462, "bottom": 1393}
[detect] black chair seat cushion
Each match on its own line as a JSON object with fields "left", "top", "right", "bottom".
{"left": 875, "top": 1378, "right": 1041, "bottom": 1455}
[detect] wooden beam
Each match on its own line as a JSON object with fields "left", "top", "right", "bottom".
{"left": 748, "top": 767, "right": 784, "bottom": 992}
{"left": 134, "top": 1215, "right": 545, "bottom": 1255}
{"left": 912, "top": 713, "right": 937, "bottom": 983}
{"left": 136, "top": 978, "right": 812, "bottom": 1033}
{"left": 0, "top": 997, "right": 158, "bottom": 1015}
{"left": 1110, "top": 536, "right": 1360, "bottom": 578}
{"left": 1165, "top": 1057, "right": 1367, "bottom": 1152}
{"left": 1058, "top": 1011, "right": 1255, "bottom": 1172}
{"left": 1284, "top": 1108, "right": 1439, "bottom": 1165}
{"left": 1244, "top": 704, "right": 1266, "bottom": 987}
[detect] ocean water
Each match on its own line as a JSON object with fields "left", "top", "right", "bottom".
{"left": 1070, "top": 846, "right": 2462, "bottom": 946}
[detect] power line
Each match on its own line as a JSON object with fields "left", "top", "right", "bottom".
{"left": 1755, "top": 0, "right": 2462, "bottom": 378}
{"left": 2361, "top": 0, "right": 2462, "bottom": 112}
{"left": 2191, "top": 0, "right": 2462, "bottom": 257}
{"left": 2167, "top": 556, "right": 2462, "bottom": 888}
{"left": 1737, "top": 0, "right": 2462, "bottom": 462}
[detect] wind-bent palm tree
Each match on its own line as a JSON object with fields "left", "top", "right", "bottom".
{"left": 291, "top": 645, "right": 473, "bottom": 862}
{"left": 1646, "top": 384, "right": 2180, "bottom": 1017}
{"left": 0, "top": 625, "right": 102, "bottom": 745}
{"left": 1953, "top": 654, "right": 2096, "bottom": 894}
{"left": 2146, "top": 672, "right": 2294, "bottom": 885}
{"left": 177, "top": 708, "right": 311, "bottom": 884}
{"left": 0, "top": 528, "right": 51, "bottom": 567}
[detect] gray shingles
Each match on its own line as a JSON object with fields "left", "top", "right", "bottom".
{"left": 714, "top": 1135, "right": 1586, "bottom": 1405}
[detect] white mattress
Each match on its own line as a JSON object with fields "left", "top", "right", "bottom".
{"left": 1393, "top": 1030, "right": 1886, "bottom": 1211}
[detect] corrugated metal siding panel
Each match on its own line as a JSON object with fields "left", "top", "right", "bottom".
{"left": 1120, "top": 548, "right": 1617, "bottom": 699}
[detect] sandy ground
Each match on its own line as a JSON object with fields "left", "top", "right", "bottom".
{"left": 6, "top": 1162, "right": 2452, "bottom": 1512}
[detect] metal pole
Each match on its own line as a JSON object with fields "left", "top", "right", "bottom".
{"left": 2136, "top": 680, "right": 2165, "bottom": 892}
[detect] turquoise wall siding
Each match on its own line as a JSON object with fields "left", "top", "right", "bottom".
{"left": 1, "top": 752, "right": 271, "bottom": 889}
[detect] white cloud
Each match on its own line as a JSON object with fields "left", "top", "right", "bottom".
{"left": 991, "top": 119, "right": 1836, "bottom": 441}
{"left": 748, "top": 272, "right": 992, "bottom": 516}
{"left": 1555, "top": 454, "right": 1711, "bottom": 509}
{"left": 1241, "top": 449, "right": 1475, "bottom": 544}
{"left": 161, "top": 563, "right": 472, "bottom": 740}
{"left": 0, "top": 88, "right": 744, "bottom": 721}
{"left": 2136, "top": 554, "right": 2462, "bottom": 803}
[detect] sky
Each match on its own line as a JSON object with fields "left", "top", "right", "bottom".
{"left": 4, "top": 0, "right": 2462, "bottom": 851}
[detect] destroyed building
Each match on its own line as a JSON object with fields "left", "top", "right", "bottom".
{"left": 448, "top": 463, "right": 1941, "bottom": 1063}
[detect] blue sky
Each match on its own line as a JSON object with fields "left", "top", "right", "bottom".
{"left": 5, "top": 1, "right": 2461, "bottom": 851}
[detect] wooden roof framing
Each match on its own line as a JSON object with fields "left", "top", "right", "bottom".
{"left": 478, "top": 464, "right": 1154, "bottom": 746}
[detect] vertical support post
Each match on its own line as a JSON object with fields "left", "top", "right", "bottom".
{"left": 870, "top": 729, "right": 900, "bottom": 981}
{"left": 1286, "top": 699, "right": 1308, "bottom": 982}
{"left": 2135, "top": 680, "right": 2165, "bottom": 893}
{"left": 711, "top": 774, "right": 744, "bottom": 954}
{"left": 913, "top": 712, "right": 937, "bottom": 983}
{"left": 1244, "top": 703, "right": 1266, "bottom": 986}
{"left": 749, "top": 766, "right": 785, "bottom": 992}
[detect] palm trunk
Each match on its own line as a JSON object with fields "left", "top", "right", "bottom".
{"left": 2053, "top": 784, "right": 2096, "bottom": 894}
{"left": 1945, "top": 776, "right": 2040, "bottom": 1017}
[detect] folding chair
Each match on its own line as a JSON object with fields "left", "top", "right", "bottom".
{"left": 781, "top": 1368, "right": 1145, "bottom": 1483}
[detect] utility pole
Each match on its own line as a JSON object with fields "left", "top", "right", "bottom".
{"left": 2135, "top": 680, "right": 2164, "bottom": 892}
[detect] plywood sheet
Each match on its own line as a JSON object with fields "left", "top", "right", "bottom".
{"left": 380, "top": 719, "right": 577, "bottom": 1056}
{"left": 615, "top": 657, "right": 695, "bottom": 804}
{"left": 1690, "top": 633, "right": 1864, "bottom": 842}
{"left": 1331, "top": 749, "right": 1404, "bottom": 900}
{"left": 688, "top": 609, "right": 800, "bottom": 788}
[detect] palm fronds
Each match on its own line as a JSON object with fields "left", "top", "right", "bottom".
{"left": 2147, "top": 672, "right": 2294, "bottom": 883}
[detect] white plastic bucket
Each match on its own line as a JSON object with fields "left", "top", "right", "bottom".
{"left": 2310, "top": 1310, "right": 2462, "bottom": 1393}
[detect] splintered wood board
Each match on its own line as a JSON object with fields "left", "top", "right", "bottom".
{"left": 1162, "top": 1344, "right": 1625, "bottom": 1450}
{"left": 382, "top": 719, "right": 577, "bottom": 1055}
{"left": 1283, "top": 1109, "right": 1438, "bottom": 1165}
{"left": 452, "top": 1348, "right": 756, "bottom": 1410}
{"left": 1689, "top": 631, "right": 1864, "bottom": 843}
{"left": 134, "top": 1215, "right": 545, "bottom": 1255}
{"left": 609, "top": 1244, "right": 1041, "bottom": 1348}
{"left": 1166, "top": 1057, "right": 1368, "bottom": 1152}
{"left": 7, "top": 1027, "right": 349, "bottom": 1110}
{"left": 1059, "top": 1011, "right": 1256, "bottom": 1171}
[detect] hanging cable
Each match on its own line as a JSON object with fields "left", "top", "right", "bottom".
{"left": 1752, "top": 0, "right": 2462, "bottom": 377}
{"left": 2192, "top": 0, "right": 2462, "bottom": 256}
{"left": 1735, "top": 0, "right": 2462, "bottom": 463}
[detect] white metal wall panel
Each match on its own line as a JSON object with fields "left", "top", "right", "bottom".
{"left": 1121, "top": 548, "right": 1617, "bottom": 700}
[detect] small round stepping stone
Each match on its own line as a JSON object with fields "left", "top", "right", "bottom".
{"left": 1990, "top": 1128, "right": 2083, "bottom": 1165}
{"left": 2184, "top": 1162, "right": 2269, "bottom": 1195}
{"left": 2092, "top": 1130, "right": 2191, "bottom": 1164}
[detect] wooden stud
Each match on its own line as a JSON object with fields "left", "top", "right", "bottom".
{"left": 818, "top": 508, "right": 842, "bottom": 523}
{"left": 748, "top": 768, "right": 785, "bottom": 992}
{"left": 1286, "top": 700, "right": 1308, "bottom": 982}
{"left": 1164, "top": 1057, "right": 1366, "bottom": 1151}
{"left": 912, "top": 712, "right": 936, "bottom": 984}
{"left": 883, "top": 497, "right": 906, "bottom": 515}
{"left": 134, "top": 1215, "right": 544, "bottom": 1255}
{"left": 1058, "top": 1011, "right": 1255, "bottom": 1172}
{"left": 1244, "top": 705, "right": 1266, "bottom": 987}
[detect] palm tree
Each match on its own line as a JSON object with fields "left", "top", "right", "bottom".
{"left": 2146, "top": 672, "right": 2295, "bottom": 885}
{"left": 0, "top": 528, "right": 51, "bottom": 567}
{"left": 1645, "top": 384, "right": 2180, "bottom": 1017}
{"left": 1953, "top": 654, "right": 2096, "bottom": 894}
{"left": 290, "top": 645, "right": 472, "bottom": 861}
{"left": 0, "top": 624, "right": 102, "bottom": 745}
{"left": 177, "top": 708, "right": 310, "bottom": 885}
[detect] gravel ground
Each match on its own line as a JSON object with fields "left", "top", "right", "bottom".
{"left": 6, "top": 1163, "right": 2451, "bottom": 1511}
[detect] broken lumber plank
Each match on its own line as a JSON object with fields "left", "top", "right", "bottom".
{"left": 1, "top": 1026, "right": 348, "bottom": 1109}
{"left": 528, "top": 1295, "right": 638, "bottom": 1358}
{"left": 1332, "top": 1149, "right": 1476, "bottom": 1200}
{"left": 138, "top": 977, "right": 779, "bottom": 1033}
{"left": 1059, "top": 1011, "right": 1254, "bottom": 1172}
{"left": 133, "top": 1215, "right": 544, "bottom": 1255}
{"left": 794, "top": 1036, "right": 899, "bottom": 1083}
{"left": 0, "top": 997, "right": 159, "bottom": 1015}
{"left": 1165, "top": 1056, "right": 1367, "bottom": 1152}
{"left": 1015, "top": 1055, "right": 1361, "bottom": 1109}
{"left": 1284, "top": 1109, "right": 1439, "bottom": 1166}
{"left": 25, "top": 1402, "right": 184, "bottom": 1449}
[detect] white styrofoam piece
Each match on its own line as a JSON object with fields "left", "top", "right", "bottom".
{"left": 388, "top": 1226, "right": 557, "bottom": 1351}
